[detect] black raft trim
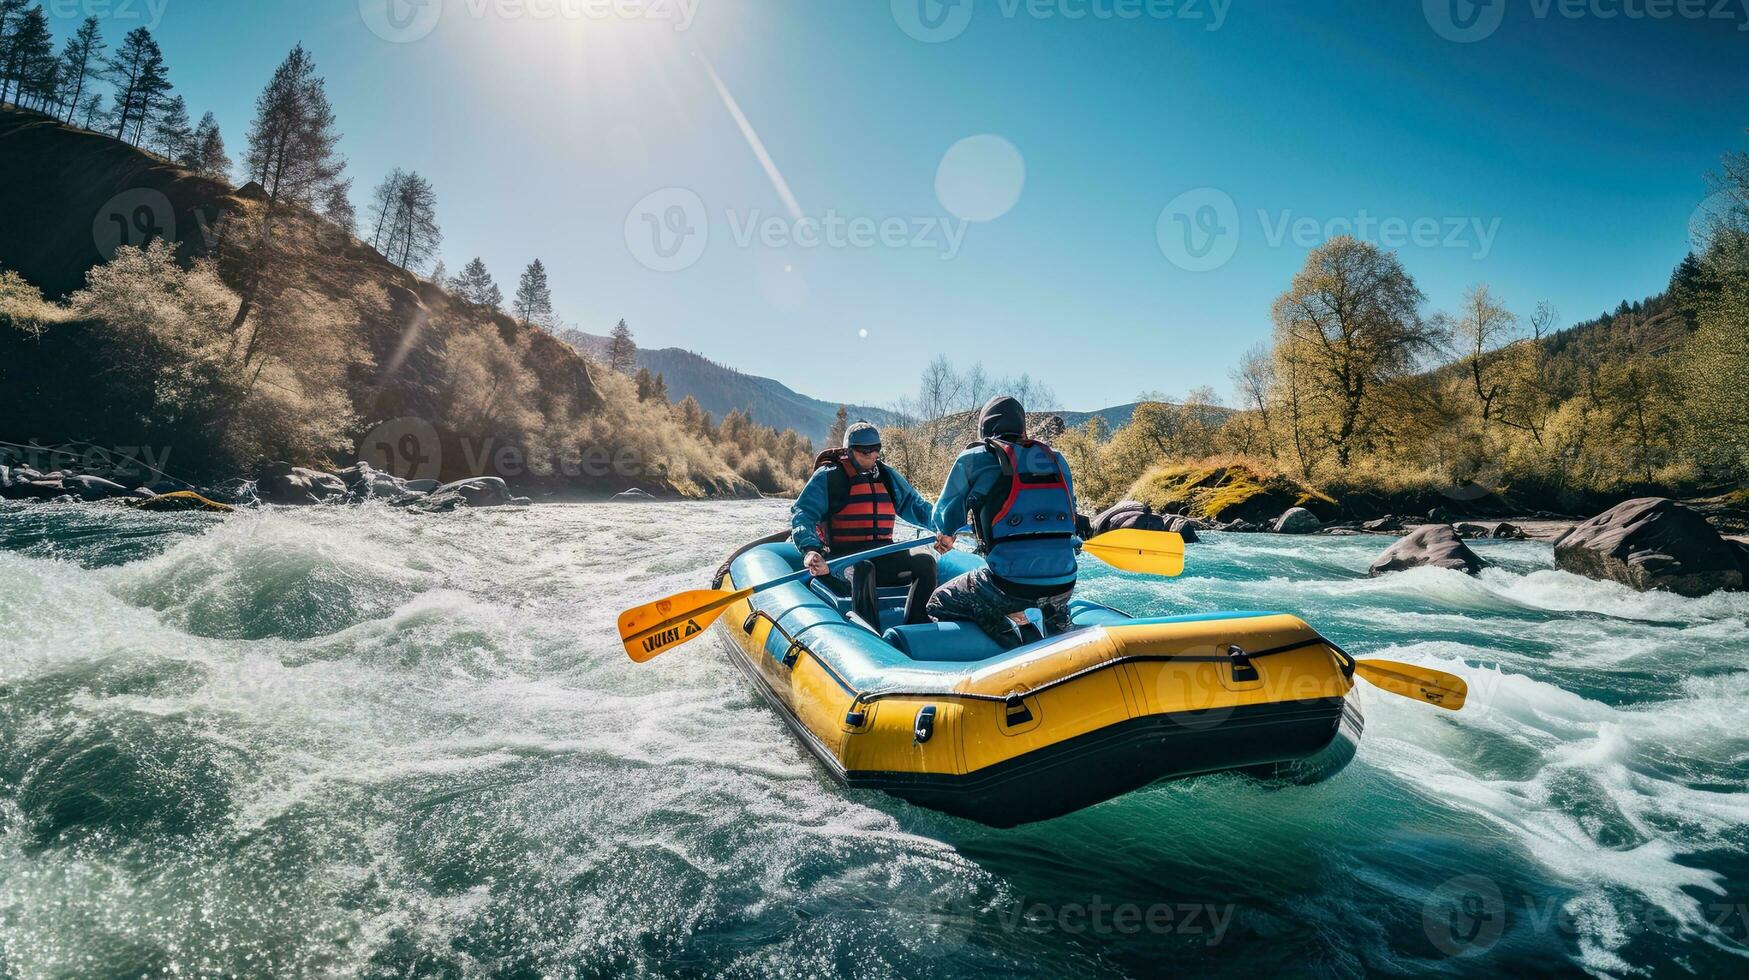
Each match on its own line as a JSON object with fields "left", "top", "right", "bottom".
{"left": 850, "top": 697, "right": 1355, "bottom": 827}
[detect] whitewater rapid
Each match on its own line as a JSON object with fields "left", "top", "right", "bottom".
{"left": 1, "top": 500, "right": 1745, "bottom": 977}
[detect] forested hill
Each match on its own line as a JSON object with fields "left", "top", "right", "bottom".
{"left": 559, "top": 330, "right": 896, "bottom": 445}
{"left": 0, "top": 105, "right": 756, "bottom": 496}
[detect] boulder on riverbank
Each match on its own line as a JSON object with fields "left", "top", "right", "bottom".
{"left": 612, "top": 488, "right": 657, "bottom": 502}
{"left": 1455, "top": 521, "right": 1527, "bottom": 540}
{"left": 1092, "top": 500, "right": 1170, "bottom": 534}
{"left": 255, "top": 461, "right": 348, "bottom": 505}
{"left": 1553, "top": 498, "right": 1746, "bottom": 597}
{"left": 331, "top": 461, "right": 422, "bottom": 501}
{"left": 62, "top": 474, "right": 134, "bottom": 501}
{"left": 405, "top": 477, "right": 531, "bottom": 512}
{"left": 1369, "top": 524, "right": 1487, "bottom": 577}
{"left": 1274, "top": 507, "right": 1322, "bottom": 534}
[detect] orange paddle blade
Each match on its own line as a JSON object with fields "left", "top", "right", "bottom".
{"left": 618, "top": 587, "right": 752, "bottom": 662}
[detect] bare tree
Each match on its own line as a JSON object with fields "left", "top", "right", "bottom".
{"left": 1269, "top": 236, "right": 1442, "bottom": 468}
{"left": 1231, "top": 342, "right": 1277, "bottom": 459}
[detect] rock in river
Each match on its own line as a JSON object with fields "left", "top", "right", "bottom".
{"left": 1273, "top": 507, "right": 1322, "bottom": 534}
{"left": 1553, "top": 497, "right": 1746, "bottom": 597}
{"left": 1369, "top": 524, "right": 1486, "bottom": 577}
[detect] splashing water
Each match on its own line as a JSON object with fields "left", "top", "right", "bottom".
{"left": 1, "top": 500, "right": 1745, "bottom": 977}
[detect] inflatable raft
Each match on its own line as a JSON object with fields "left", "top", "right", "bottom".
{"left": 712, "top": 537, "right": 1364, "bottom": 826}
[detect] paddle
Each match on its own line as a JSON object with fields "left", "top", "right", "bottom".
{"left": 618, "top": 537, "right": 930, "bottom": 663}
{"left": 1332, "top": 649, "right": 1469, "bottom": 711}
{"left": 619, "top": 528, "right": 1191, "bottom": 662}
{"left": 1078, "top": 528, "right": 1186, "bottom": 577}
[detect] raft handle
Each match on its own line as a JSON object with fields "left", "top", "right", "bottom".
{"left": 1002, "top": 694, "right": 1033, "bottom": 726}
{"left": 740, "top": 609, "right": 815, "bottom": 672}
{"left": 913, "top": 705, "right": 937, "bottom": 744}
{"left": 1226, "top": 645, "right": 1261, "bottom": 684}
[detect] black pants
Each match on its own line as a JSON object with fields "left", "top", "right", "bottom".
{"left": 927, "top": 568, "right": 1075, "bottom": 650}
{"left": 839, "top": 551, "right": 937, "bottom": 629}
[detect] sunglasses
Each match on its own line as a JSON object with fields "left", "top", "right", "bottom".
{"left": 852, "top": 444, "right": 882, "bottom": 454}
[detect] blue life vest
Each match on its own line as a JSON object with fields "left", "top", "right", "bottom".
{"left": 970, "top": 438, "right": 1078, "bottom": 586}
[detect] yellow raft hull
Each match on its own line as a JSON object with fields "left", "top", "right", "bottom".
{"left": 717, "top": 543, "right": 1363, "bottom": 826}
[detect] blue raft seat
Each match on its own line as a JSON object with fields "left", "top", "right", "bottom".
{"left": 880, "top": 599, "right": 1134, "bottom": 662}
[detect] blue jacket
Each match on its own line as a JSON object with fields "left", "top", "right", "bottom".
{"left": 791, "top": 461, "right": 934, "bottom": 555}
{"left": 931, "top": 444, "right": 1079, "bottom": 588}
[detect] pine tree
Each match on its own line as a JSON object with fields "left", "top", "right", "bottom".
{"left": 635, "top": 366, "right": 655, "bottom": 401}
{"left": 0, "top": 0, "right": 32, "bottom": 106}
{"left": 453, "top": 258, "right": 503, "bottom": 310}
{"left": 54, "top": 16, "right": 103, "bottom": 124}
{"left": 150, "top": 93, "right": 192, "bottom": 160}
{"left": 77, "top": 91, "right": 106, "bottom": 130}
{"left": 512, "top": 259, "right": 554, "bottom": 328}
{"left": 365, "top": 170, "right": 440, "bottom": 270}
{"left": 429, "top": 259, "right": 447, "bottom": 285}
{"left": 103, "top": 27, "right": 170, "bottom": 146}
{"left": 827, "top": 405, "right": 849, "bottom": 447}
{"left": 366, "top": 168, "right": 405, "bottom": 249}
{"left": 650, "top": 372, "right": 668, "bottom": 403}
{"left": 606, "top": 318, "right": 637, "bottom": 374}
{"left": 1, "top": 5, "right": 53, "bottom": 111}
{"left": 232, "top": 43, "right": 348, "bottom": 333}
{"left": 390, "top": 172, "right": 439, "bottom": 270}
{"left": 184, "top": 111, "right": 230, "bottom": 177}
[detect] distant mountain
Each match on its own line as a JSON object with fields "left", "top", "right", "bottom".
{"left": 553, "top": 332, "right": 1217, "bottom": 445}
{"left": 1056, "top": 402, "right": 1233, "bottom": 431}
{"left": 557, "top": 331, "right": 897, "bottom": 445}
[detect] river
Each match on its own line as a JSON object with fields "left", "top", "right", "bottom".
{"left": 1, "top": 500, "right": 1746, "bottom": 977}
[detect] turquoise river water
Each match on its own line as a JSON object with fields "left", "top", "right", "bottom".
{"left": 1, "top": 499, "right": 1746, "bottom": 977}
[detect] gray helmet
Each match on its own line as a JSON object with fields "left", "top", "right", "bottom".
{"left": 845, "top": 420, "right": 881, "bottom": 449}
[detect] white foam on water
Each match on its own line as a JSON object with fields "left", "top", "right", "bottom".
{"left": 1360, "top": 646, "right": 1749, "bottom": 967}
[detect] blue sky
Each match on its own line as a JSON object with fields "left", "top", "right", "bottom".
{"left": 43, "top": 0, "right": 1749, "bottom": 411}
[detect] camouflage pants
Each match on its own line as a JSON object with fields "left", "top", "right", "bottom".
{"left": 926, "top": 568, "right": 1074, "bottom": 649}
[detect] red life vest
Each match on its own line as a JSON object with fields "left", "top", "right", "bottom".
{"left": 814, "top": 449, "right": 897, "bottom": 548}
